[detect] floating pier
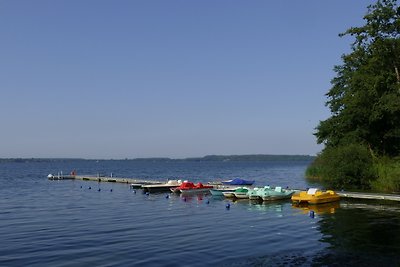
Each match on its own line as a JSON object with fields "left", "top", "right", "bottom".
{"left": 48, "top": 173, "right": 163, "bottom": 186}
{"left": 338, "top": 191, "right": 400, "bottom": 202}
{"left": 75, "top": 175, "right": 164, "bottom": 185}
{"left": 47, "top": 174, "right": 400, "bottom": 202}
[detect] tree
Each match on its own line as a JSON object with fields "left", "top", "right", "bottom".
{"left": 315, "top": 0, "right": 400, "bottom": 156}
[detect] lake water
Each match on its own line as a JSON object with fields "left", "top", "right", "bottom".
{"left": 0, "top": 160, "right": 399, "bottom": 266}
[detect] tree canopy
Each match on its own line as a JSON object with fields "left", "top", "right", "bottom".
{"left": 315, "top": 0, "right": 400, "bottom": 156}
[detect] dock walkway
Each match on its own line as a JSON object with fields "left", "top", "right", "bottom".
{"left": 338, "top": 191, "right": 400, "bottom": 202}
{"left": 49, "top": 174, "right": 163, "bottom": 185}
{"left": 48, "top": 174, "right": 400, "bottom": 202}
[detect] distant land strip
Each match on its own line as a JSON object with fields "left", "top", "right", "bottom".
{"left": 0, "top": 154, "right": 315, "bottom": 163}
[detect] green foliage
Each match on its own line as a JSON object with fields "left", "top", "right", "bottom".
{"left": 308, "top": 144, "right": 376, "bottom": 190}
{"left": 311, "top": 0, "right": 400, "bottom": 190}
{"left": 315, "top": 0, "right": 400, "bottom": 157}
{"left": 370, "top": 157, "right": 400, "bottom": 192}
{"left": 305, "top": 155, "right": 324, "bottom": 180}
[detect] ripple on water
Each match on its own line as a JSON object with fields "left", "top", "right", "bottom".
{"left": 1, "top": 161, "right": 400, "bottom": 266}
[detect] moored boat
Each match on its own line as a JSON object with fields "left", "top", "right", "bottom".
{"left": 233, "top": 187, "right": 250, "bottom": 199}
{"left": 247, "top": 187, "right": 265, "bottom": 200}
{"left": 291, "top": 188, "right": 340, "bottom": 204}
{"left": 210, "top": 185, "right": 239, "bottom": 197}
{"left": 259, "top": 186, "right": 296, "bottom": 201}
{"left": 222, "top": 178, "right": 255, "bottom": 186}
{"left": 170, "top": 181, "right": 213, "bottom": 194}
{"left": 222, "top": 191, "right": 236, "bottom": 198}
{"left": 142, "top": 180, "right": 182, "bottom": 193}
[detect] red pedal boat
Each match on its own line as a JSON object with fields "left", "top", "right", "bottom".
{"left": 170, "top": 181, "right": 213, "bottom": 194}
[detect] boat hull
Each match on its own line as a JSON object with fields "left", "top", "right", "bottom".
{"left": 142, "top": 180, "right": 182, "bottom": 193}
{"left": 291, "top": 189, "right": 340, "bottom": 205}
{"left": 222, "top": 178, "right": 255, "bottom": 186}
{"left": 210, "top": 189, "right": 236, "bottom": 196}
{"left": 170, "top": 181, "right": 213, "bottom": 194}
{"left": 179, "top": 188, "right": 212, "bottom": 194}
{"left": 248, "top": 195, "right": 262, "bottom": 200}
{"left": 143, "top": 185, "right": 179, "bottom": 193}
{"left": 233, "top": 192, "right": 249, "bottom": 199}
{"left": 248, "top": 186, "right": 295, "bottom": 201}
{"left": 261, "top": 194, "right": 293, "bottom": 201}
{"left": 222, "top": 192, "right": 236, "bottom": 198}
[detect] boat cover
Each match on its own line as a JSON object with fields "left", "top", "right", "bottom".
{"left": 222, "top": 178, "right": 255, "bottom": 185}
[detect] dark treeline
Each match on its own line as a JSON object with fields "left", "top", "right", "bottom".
{"left": 0, "top": 154, "right": 314, "bottom": 163}
{"left": 0, "top": 158, "right": 85, "bottom": 163}
{"left": 187, "top": 155, "right": 314, "bottom": 162}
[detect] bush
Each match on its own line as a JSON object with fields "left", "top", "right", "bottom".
{"left": 314, "top": 144, "right": 376, "bottom": 190}
{"left": 370, "top": 158, "right": 400, "bottom": 193}
{"left": 305, "top": 155, "right": 324, "bottom": 180}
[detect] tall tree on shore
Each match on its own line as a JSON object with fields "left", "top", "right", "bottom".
{"left": 315, "top": 0, "right": 400, "bottom": 156}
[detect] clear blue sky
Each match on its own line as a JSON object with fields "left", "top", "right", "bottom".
{"left": 0, "top": 0, "right": 376, "bottom": 159}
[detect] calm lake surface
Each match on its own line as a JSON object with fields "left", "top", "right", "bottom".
{"left": 0, "top": 160, "right": 399, "bottom": 266}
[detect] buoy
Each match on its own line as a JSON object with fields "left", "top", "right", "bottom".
{"left": 206, "top": 200, "right": 210, "bottom": 204}
{"left": 226, "top": 203, "right": 231, "bottom": 209}
{"left": 133, "top": 190, "right": 136, "bottom": 194}
{"left": 145, "top": 192, "right": 149, "bottom": 196}
{"left": 80, "top": 186, "right": 82, "bottom": 188}
{"left": 165, "top": 194, "right": 170, "bottom": 199}
{"left": 110, "top": 189, "right": 113, "bottom": 192}
{"left": 309, "top": 210, "right": 315, "bottom": 218}
{"left": 183, "top": 197, "right": 187, "bottom": 202}
{"left": 88, "top": 186, "right": 91, "bottom": 190}
{"left": 98, "top": 188, "right": 101, "bottom": 192}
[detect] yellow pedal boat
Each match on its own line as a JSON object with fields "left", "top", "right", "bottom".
{"left": 291, "top": 188, "right": 340, "bottom": 204}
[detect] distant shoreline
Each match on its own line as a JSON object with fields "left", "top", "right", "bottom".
{"left": 0, "top": 154, "right": 315, "bottom": 163}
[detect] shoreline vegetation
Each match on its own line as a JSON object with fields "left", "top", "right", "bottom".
{"left": 307, "top": 0, "right": 400, "bottom": 193}
{"left": 0, "top": 154, "right": 315, "bottom": 163}
{"left": 306, "top": 159, "right": 400, "bottom": 194}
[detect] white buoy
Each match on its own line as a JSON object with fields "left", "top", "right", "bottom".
{"left": 47, "top": 174, "right": 54, "bottom": 179}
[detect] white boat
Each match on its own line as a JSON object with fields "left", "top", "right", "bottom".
{"left": 47, "top": 173, "right": 75, "bottom": 180}
{"left": 142, "top": 180, "right": 182, "bottom": 193}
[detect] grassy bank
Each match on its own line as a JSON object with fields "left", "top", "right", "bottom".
{"left": 370, "top": 158, "right": 400, "bottom": 193}
{"left": 305, "top": 146, "right": 400, "bottom": 193}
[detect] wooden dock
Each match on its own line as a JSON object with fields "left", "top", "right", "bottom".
{"left": 48, "top": 174, "right": 163, "bottom": 185}
{"left": 338, "top": 191, "right": 400, "bottom": 202}
{"left": 47, "top": 174, "right": 400, "bottom": 202}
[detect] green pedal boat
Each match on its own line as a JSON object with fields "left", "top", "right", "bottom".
{"left": 248, "top": 186, "right": 296, "bottom": 201}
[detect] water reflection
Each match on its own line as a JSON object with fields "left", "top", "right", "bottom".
{"left": 222, "top": 198, "right": 286, "bottom": 216}
{"left": 179, "top": 192, "right": 209, "bottom": 203}
{"left": 311, "top": 200, "right": 400, "bottom": 266}
{"left": 292, "top": 201, "right": 340, "bottom": 215}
